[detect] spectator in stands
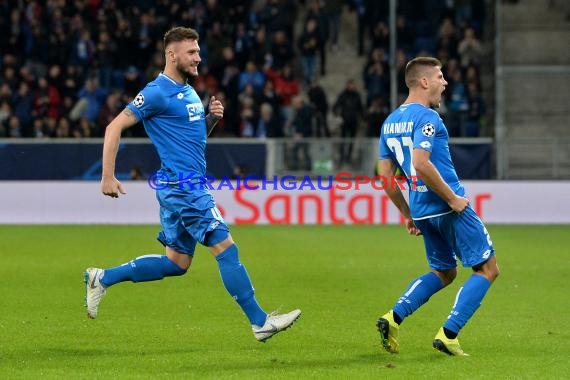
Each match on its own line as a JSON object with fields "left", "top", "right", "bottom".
{"left": 457, "top": 27, "right": 483, "bottom": 68}
{"left": 239, "top": 101, "right": 256, "bottom": 138}
{"left": 305, "top": 0, "right": 329, "bottom": 76}
{"left": 0, "top": 101, "right": 11, "bottom": 136}
{"left": 232, "top": 22, "right": 253, "bottom": 69}
{"left": 256, "top": 102, "right": 284, "bottom": 138}
{"left": 290, "top": 95, "right": 313, "bottom": 171}
{"left": 365, "top": 95, "right": 389, "bottom": 138}
{"left": 32, "top": 118, "right": 47, "bottom": 138}
{"left": 270, "top": 30, "right": 295, "bottom": 70}
{"left": 259, "top": 80, "right": 282, "bottom": 120}
{"left": 7, "top": 115, "right": 22, "bottom": 138}
{"left": 395, "top": 49, "right": 408, "bottom": 106}
{"left": 95, "top": 29, "right": 118, "bottom": 90}
{"left": 465, "top": 63, "right": 482, "bottom": 91}
{"left": 324, "top": 0, "right": 344, "bottom": 51}
{"left": 446, "top": 68, "right": 468, "bottom": 137}
{"left": 144, "top": 51, "right": 165, "bottom": 83}
{"left": 350, "top": 0, "right": 367, "bottom": 56}
{"left": 12, "top": 81, "right": 35, "bottom": 135}
{"left": 333, "top": 79, "right": 364, "bottom": 166}
{"left": 307, "top": 79, "right": 330, "bottom": 137}
{"left": 267, "top": 64, "right": 300, "bottom": 130}
{"left": 238, "top": 61, "right": 266, "bottom": 95}
{"left": 72, "top": 30, "right": 96, "bottom": 77}
{"left": 396, "top": 15, "right": 415, "bottom": 53}
{"left": 34, "top": 77, "right": 61, "bottom": 122}
{"left": 135, "top": 12, "right": 158, "bottom": 65}
{"left": 2, "top": 64, "right": 18, "bottom": 92}
{"left": 55, "top": 116, "right": 71, "bottom": 138}
{"left": 251, "top": 28, "right": 270, "bottom": 68}
{"left": 363, "top": 47, "right": 389, "bottom": 105}
{"left": 73, "top": 117, "right": 95, "bottom": 138}
{"left": 465, "top": 82, "right": 485, "bottom": 137}
{"left": 70, "top": 77, "right": 107, "bottom": 124}
{"left": 97, "top": 91, "right": 121, "bottom": 136}
{"left": 123, "top": 66, "right": 142, "bottom": 101}
{"left": 370, "top": 21, "right": 390, "bottom": 51}
{"left": 297, "top": 18, "right": 321, "bottom": 85}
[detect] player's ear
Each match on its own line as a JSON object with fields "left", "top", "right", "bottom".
{"left": 166, "top": 48, "right": 175, "bottom": 62}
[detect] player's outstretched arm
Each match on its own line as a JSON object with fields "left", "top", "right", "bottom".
{"left": 412, "top": 148, "right": 469, "bottom": 213}
{"left": 101, "top": 108, "right": 139, "bottom": 198}
{"left": 205, "top": 96, "right": 224, "bottom": 136}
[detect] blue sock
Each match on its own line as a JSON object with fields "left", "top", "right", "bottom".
{"left": 100, "top": 254, "right": 186, "bottom": 287}
{"left": 444, "top": 274, "right": 491, "bottom": 334}
{"left": 392, "top": 272, "right": 444, "bottom": 323}
{"left": 216, "top": 244, "right": 267, "bottom": 326}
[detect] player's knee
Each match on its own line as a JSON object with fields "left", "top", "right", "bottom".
{"left": 472, "top": 258, "right": 500, "bottom": 282}
{"left": 434, "top": 268, "right": 456, "bottom": 286}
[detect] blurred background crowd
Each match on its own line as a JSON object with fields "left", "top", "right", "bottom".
{"left": 0, "top": 0, "right": 488, "bottom": 140}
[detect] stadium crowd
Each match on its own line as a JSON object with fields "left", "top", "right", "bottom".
{"left": 0, "top": 0, "right": 487, "bottom": 139}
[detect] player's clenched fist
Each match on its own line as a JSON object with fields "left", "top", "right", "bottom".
{"left": 209, "top": 96, "right": 224, "bottom": 119}
{"left": 101, "top": 176, "right": 126, "bottom": 198}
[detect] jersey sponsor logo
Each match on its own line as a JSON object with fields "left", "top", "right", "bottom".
{"left": 419, "top": 141, "right": 431, "bottom": 149}
{"left": 186, "top": 102, "right": 204, "bottom": 122}
{"left": 421, "top": 123, "right": 435, "bottom": 137}
{"left": 133, "top": 93, "right": 145, "bottom": 107}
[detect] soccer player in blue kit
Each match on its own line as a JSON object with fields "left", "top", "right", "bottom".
{"left": 376, "top": 57, "right": 500, "bottom": 356}
{"left": 84, "top": 27, "right": 300, "bottom": 342}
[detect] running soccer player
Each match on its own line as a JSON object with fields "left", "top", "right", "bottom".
{"left": 376, "top": 57, "right": 499, "bottom": 356}
{"left": 84, "top": 27, "right": 300, "bottom": 342}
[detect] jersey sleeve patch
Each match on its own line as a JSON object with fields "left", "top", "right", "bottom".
{"left": 421, "top": 123, "right": 435, "bottom": 137}
{"left": 133, "top": 93, "right": 145, "bottom": 107}
{"left": 130, "top": 84, "right": 168, "bottom": 120}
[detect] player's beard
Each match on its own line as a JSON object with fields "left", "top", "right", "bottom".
{"left": 176, "top": 62, "right": 198, "bottom": 82}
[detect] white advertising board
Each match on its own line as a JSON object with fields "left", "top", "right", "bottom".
{"left": 1, "top": 181, "right": 569, "bottom": 224}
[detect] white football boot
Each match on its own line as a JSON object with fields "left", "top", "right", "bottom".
{"left": 252, "top": 309, "right": 301, "bottom": 342}
{"left": 84, "top": 268, "right": 106, "bottom": 319}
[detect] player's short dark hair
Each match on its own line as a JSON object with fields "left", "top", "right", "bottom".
{"left": 163, "top": 27, "right": 199, "bottom": 50}
{"left": 405, "top": 57, "right": 442, "bottom": 88}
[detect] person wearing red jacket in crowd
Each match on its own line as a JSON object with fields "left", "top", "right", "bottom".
{"left": 266, "top": 64, "right": 300, "bottom": 129}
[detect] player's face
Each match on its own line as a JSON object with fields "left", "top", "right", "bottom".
{"left": 173, "top": 39, "right": 201, "bottom": 80}
{"left": 428, "top": 66, "right": 447, "bottom": 108}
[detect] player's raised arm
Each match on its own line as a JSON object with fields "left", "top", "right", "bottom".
{"left": 205, "top": 95, "right": 224, "bottom": 136}
{"left": 412, "top": 148, "right": 468, "bottom": 213}
{"left": 101, "top": 108, "right": 139, "bottom": 198}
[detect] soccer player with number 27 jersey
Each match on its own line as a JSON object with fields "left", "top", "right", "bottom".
{"left": 377, "top": 57, "right": 500, "bottom": 356}
{"left": 84, "top": 27, "right": 300, "bottom": 342}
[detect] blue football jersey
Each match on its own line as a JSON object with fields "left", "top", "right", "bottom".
{"left": 127, "top": 73, "right": 206, "bottom": 182}
{"left": 379, "top": 102, "right": 464, "bottom": 219}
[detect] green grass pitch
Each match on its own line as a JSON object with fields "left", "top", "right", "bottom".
{"left": 1, "top": 225, "right": 569, "bottom": 379}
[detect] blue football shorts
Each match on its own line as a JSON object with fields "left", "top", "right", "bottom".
{"left": 155, "top": 185, "right": 230, "bottom": 256}
{"left": 413, "top": 205, "right": 495, "bottom": 270}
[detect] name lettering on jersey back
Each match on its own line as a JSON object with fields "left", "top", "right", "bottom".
{"left": 383, "top": 122, "right": 413, "bottom": 135}
{"left": 186, "top": 102, "right": 204, "bottom": 122}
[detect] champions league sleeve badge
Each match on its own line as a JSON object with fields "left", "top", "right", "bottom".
{"left": 421, "top": 123, "right": 435, "bottom": 137}
{"left": 133, "top": 93, "right": 145, "bottom": 107}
